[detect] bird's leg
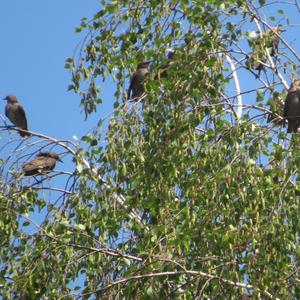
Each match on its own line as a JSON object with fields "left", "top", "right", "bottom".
{"left": 42, "top": 171, "right": 53, "bottom": 180}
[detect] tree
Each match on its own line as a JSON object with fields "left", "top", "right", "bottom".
{"left": 1, "top": 0, "right": 300, "bottom": 299}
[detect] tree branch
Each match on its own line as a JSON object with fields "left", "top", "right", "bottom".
{"left": 75, "top": 270, "right": 278, "bottom": 300}
{"left": 3, "top": 126, "right": 145, "bottom": 227}
{"left": 225, "top": 54, "right": 243, "bottom": 122}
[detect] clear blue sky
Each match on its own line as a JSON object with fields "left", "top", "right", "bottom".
{"left": 0, "top": 1, "right": 105, "bottom": 141}
{"left": 0, "top": 1, "right": 109, "bottom": 231}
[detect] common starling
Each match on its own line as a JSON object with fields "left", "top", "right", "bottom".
{"left": 22, "top": 152, "right": 62, "bottom": 176}
{"left": 284, "top": 79, "right": 300, "bottom": 133}
{"left": 127, "top": 61, "right": 151, "bottom": 101}
{"left": 3, "top": 95, "right": 30, "bottom": 137}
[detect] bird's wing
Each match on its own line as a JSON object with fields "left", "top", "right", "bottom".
{"left": 16, "top": 104, "right": 28, "bottom": 130}
{"left": 127, "top": 75, "right": 135, "bottom": 100}
{"left": 42, "top": 158, "right": 56, "bottom": 171}
{"left": 23, "top": 157, "right": 56, "bottom": 175}
{"left": 23, "top": 158, "right": 45, "bottom": 173}
{"left": 283, "top": 94, "right": 289, "bottom": 118}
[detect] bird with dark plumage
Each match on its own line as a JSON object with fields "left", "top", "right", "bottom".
{"left": 127, "top": 61, "right": 151, "bottom": 101}
{"left": 3, "top": 95, "right": 30, "bottom": 137}
{"left": 22, "top": 152, "right": 62, "bottom": 176}
{"left": 284, "top": 79, "right": 300, "bottom": 133}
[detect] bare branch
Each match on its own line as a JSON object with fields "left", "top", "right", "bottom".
{"left": 2, "top": 125, "right": 145, "bottom": 227}
{"left": 225, "top": 54, "right": 242, "bottom": 122}
{"left": 75, "top": 270, "right": 278, "bottom": 300}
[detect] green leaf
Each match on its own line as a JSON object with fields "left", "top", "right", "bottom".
{"left": 77, "top": 163, "right": 84, "bottom": 173}
{"left": 146, "top": 286, "right": 153, "bottom": 296}
{"left": 123, "top": 258, "right": 131, "bottom": 266}
{"left": 74, "top": 224, "right": 85, "bottom": 231}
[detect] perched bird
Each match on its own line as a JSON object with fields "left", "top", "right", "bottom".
{"left": 22, "top": 152, "right": 62, "bottom": 176}
{"left": 284, "top": 79, "right": 300, "bottom": 133}
{"left": 3, "top": 95, "right": 30, "bottom": 137}
{"left": 127, "top": 61, "right": 151, "bottom": 101}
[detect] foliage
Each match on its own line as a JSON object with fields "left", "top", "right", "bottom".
{"left": 1, "top": 0, "right": 300, "bottom": 299}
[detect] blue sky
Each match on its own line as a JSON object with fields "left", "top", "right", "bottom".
{"left": 0, "top": 1, "right": 109, "bottom": 235}
{"left": 0, "top": 1, "right": 299, "bottom": 201}
{"left": 0, "top": 1, "right": 299, "bottom": 161}
{"left": 0, "top": 0, "right": 298, "bottom": 197}
{"left": 0, "top": 1, "right": 104, "bottom": 141}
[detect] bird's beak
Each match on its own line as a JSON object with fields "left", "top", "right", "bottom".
{"left": 58, "top": 157, "right": 63, "bottom": 163}
{"left": 3, "top": 97, "right": 7, "bottom": 101}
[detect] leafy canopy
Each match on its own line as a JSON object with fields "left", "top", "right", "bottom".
{"left": 1, "top": 0, "right": 300, "bottom": 299}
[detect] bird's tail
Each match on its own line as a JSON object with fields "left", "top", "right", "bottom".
{"left": 19, "top": 129, "right": 31, "bottom": 137}
{"left": 287, "top": 121, "right": 299, "bottom": 133}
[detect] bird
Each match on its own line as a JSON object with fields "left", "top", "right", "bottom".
{"left": 3, "top": 95, "right": 30, "bottom": 137}
{"left": 284, "top": 79, "right": 300, "bottom": 133}
{"left": 127, "top": 61, "right": 151, "bottom": 101}
{"left": 22, "top": 152, "right": 62, "bottom": 176}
